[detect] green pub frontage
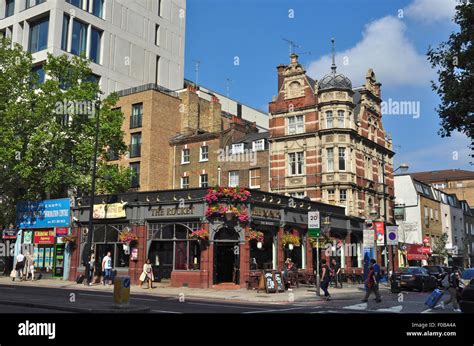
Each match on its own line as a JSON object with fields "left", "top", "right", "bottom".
{"left": 68, "top": 188, "right": 365, "bottom": 288}
{"left": 16, "top": 198, "right": 71, "bottom": 279}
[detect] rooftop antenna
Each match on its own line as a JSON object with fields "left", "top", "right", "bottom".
{"left": 225, "top": 78, "right": 232, "bottom": 98}
{"left": 282, "top": 38, "right": 301, "bottom": 55}
{"left": 193, "top": 60, "right": 201, "bottom": 86}
{"left": 331, "top": 38, "right": 337, "bottom": 74}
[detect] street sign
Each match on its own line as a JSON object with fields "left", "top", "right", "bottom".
{"left": 308, "top": 211, "right": 320, "bottom": 237}
{"left": 363, "top": 229, "right": 375, "bottom": 248}
{"left": 387, "top": 226, "right": 398, "bottom": 245}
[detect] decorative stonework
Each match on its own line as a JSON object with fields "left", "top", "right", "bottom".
{"left": 326, "top": 135, "right": 334, "bottom": 142}
{"left": 289, "top": 177, "right": 303, "bottom": 185}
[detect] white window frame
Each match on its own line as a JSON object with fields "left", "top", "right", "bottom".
{"left": 249, "top": 168, "right": 261, "bottom": 188}
{"left": 288, "top": 115, "right": 304, "bottom": 135}
{"left": 327, "top": 148, "right": 334, "bottom": 172}
{"left": 232, "top": 143, "right": 244, "bottom": 154}
{"left": 181, "top": 176, "right": 189, "bottom": 189}
{"left": 200, "top": 146, "right": 208, "bottom": 162}
{"left": 288, "top": 152, "right": 304, "bottom": 176}
{"left": 326, "top": 111, "right": 333, "bottom": 128}
{"left": 340, "top": 189, "right": 347, "bottom": 202}
{"left": 338, "top": 147, "right": 346, "bottom": 172}
{"left": 181, "top": 148, "right": 190, "bottom": 164}
{"left": 328, "top": 189, "right": 335, "bottom": 201}
{"left": 337, "top": 110, "right": 344, "bottom": 128}
{"left": 252, "top": 139, "right": 265, "bottom": 152}
{"left": 199, "top": 174, "right": 208, "bottom": 188}
{"left": 228, "top": 171, "right": 239, "bottom": 187}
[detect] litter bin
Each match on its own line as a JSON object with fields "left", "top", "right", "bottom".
{"left": 113, "top": 276, "right": 131, "bottom": 306}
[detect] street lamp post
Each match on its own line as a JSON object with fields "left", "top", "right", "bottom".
{"left": 82, "top": 100, "right": 101, "bottom": 267}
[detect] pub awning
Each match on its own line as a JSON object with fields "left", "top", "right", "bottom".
{"left": 406, "top": 244, "right": 431, "bottom": 261}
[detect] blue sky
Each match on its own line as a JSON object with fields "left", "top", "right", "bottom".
{"left": 184, "top": 0, "right": 472, "bottom": 172}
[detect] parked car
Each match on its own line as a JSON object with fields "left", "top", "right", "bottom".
{"left": 398, "top": 267, "right": 438, "bottom": 291}
{"left": 460, "top": 269, "right": 474, "bottom": 288}
{"left": 423, "top": 265, "right": 446, "bottom": 286}
{"left": 460, "top": 278, "right": 474, "bottom": 313}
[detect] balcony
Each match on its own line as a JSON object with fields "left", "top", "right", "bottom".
{"left": 130, "top": 114, "right": 142, "bottom": 129}
{"left": 129, "top": 143, "right": 141, "bottom": 158}
{"left": 106, "top": 149, "right": 119, "bottom": 161}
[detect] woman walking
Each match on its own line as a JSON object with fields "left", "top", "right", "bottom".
{"left": 320, "top": 259, "right": 331, "bottom": 300}
{"left": 139, "top": 259, "right": 154, "bottom": 289}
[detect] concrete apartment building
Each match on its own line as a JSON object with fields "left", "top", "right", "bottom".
{"left": 112, "top": 83, "right": 269, "bottom": 192}
{"left": 268, "top": 52, "right": 395, "bottom": 223}
{"left": 0, "top": 0, "right": 186, "bottom": 94}
{"left": 411, "top": 169, "right": 474, "bottom": 206}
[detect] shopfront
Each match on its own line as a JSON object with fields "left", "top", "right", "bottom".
{"left": 16, "top": 198, "right": 71, "bottom": 279}
{"left": 68, "top": 188, "right": 355, "bottom": 288}
{"left": 405, "top": 244, "right": 431, "bottom": 266}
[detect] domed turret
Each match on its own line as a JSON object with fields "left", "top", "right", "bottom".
{"left": 318, "top": 38, "right": 352, "bottom": 91}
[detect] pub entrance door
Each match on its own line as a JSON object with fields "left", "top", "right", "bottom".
{"left": 213, "top": 227, "right": 240, "bottom": 285}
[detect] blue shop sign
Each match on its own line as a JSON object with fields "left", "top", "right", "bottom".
{"left": 17, "top": 198, "right": 71, "bottom": 229}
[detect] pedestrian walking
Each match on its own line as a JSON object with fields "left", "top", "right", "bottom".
{"left": 139, "top": 259, "right": 155, "bottom": 289}
{"left": 102, "top": 251, "right": 113, "bottom": 285}
{"left": 362, "top": 263, "right": 382, "bottom": 303}
{"left": 320, "top": 259, "right": 331, "bottom": 300}
{"left": 25, "top": 252, "right": 34, "bottom": 280}
{"left": 331, "top": 259, "right": 342, "bottom": 288}
{"left": 14, "top": 253, "right": 25, "bottom": 281}
{"left": 439, "top": 267, "right": 463, "bottom": 312}
{"left": 85, "top": 252, "right": 95, "bottom": 286}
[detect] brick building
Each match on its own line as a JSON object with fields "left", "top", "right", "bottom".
{"left": 411, "top": 169, "right": 474, "bottom": 206}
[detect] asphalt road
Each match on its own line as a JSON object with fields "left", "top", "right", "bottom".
{"left": 0, "top": 283, "right": 462, "bottom": 314}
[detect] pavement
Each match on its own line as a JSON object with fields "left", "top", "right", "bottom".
{"left": 0, "top": 276, "right": 463, "bottom": 314}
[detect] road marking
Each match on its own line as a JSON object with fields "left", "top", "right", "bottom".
{"left": 187, "top": 302, "right": 268, "bottom": 310}
{"left": 151, "top": 310, "right": 182, "bottom": 314}
{"left": 376, "top": 305, "right": 403, "bottom": 313}
{"left": 311, "top": 310, "right": 340, "bottom": 314}
{"left": 243, "top": 307, "right": 307, "bottom": 314}
{"left": 421, "top": 308, "right": 433, "bottom": 313}
{"left": 79, "top": 293, "right": 111, "bottom": 298}
{"left": 0, "top": 287, "right": 14, "bottom": 290}
{"left": 343, "top": 303, "right": 367, "bottom": 310}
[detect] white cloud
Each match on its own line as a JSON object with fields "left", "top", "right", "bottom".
{"left": 307, "top": 16, "right": 434, "bottom": 88}
{"left": 404, "top": 0, "right": 457, "bottom": 23}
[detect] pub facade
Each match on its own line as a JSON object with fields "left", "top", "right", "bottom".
{"left": 68, "top": 188, "right": 365, "bottom": 288}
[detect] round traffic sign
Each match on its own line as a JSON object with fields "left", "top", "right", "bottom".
{"left": 389, "top": 232, "right": 396, "bottom": 241}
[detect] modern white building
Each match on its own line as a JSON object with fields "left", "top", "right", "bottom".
{"left": 0, "top": 0, "right": 186, "bottom": 94}
{"left": 394, "top": 175, "right": 423, "bottom": 245}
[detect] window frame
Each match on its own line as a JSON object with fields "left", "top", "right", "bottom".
{"left": 252, "top": 139, "right": 265, "bottom": 152}
{"left": 199, "top": 174, "right": 208, "bottom": 188}
{"left": 228, "top": 171, "right": 239, "bottom": 187}
{"left": 288, "top": 152, "right": 304, "bottom": 176}
{"left": 130, "top": 103, "right": 143, "bottom": 129}
{"left": 326, "top": 147, "right": 334, "bottom": 172}
{"left": 337, "top": 110, "right": 344, "bottom": 128}
{"left": 199, "top": 146, "right": 209, "bottom": 162}
{"left": 232, "top": 143, "right": 244, "bottom": 155}
{"left": 249, "top": 168, "right": 261, "bottom": 188}
{"left": 338, "top": 147, "right": 346, "bottom": 171}
{"left": 181, "top": 148, "right": 190, "bottom": 164}
{"left": 28, "top": 16, "right": 49, "bottom": 53}
{"left": 326, "top": 111, "right": 333, "bottom": 128}
{"left": 181, "top": 176, "right": 190, "bottom": 189}
{"left": 130, "top": 162, "right": 140, "bottom": 188}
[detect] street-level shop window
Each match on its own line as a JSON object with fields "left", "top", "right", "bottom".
{"left": 80, "top": 224, "right": 130, "bottom": 268}
{"left": 249, "top": 230, "right": 274, "bottom": 270}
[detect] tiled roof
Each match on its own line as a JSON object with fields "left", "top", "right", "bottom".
{"left": 411, "top": 169, "right": 474, "bottom": 182}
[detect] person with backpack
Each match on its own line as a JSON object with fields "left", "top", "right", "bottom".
{"left": 362, "top": 262, "right": 382, "bottom": 303}
{"left": 438, "top": 267, "right": 462, "bottom": 312}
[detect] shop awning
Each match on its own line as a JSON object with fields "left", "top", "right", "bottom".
{"left": 406, "top": 244, "right": 431, "bottom": 260}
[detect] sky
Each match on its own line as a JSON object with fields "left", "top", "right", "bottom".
{"left": 184, "top": 0, "right": 473, "bottom": 172}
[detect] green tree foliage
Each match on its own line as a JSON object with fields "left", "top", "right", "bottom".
{"left": 0, "top": 38, "right": 132, "bottom": 226}
{"left": 427, "top": 2, "right": 474, "bottom": 160}
{"left": 431, "top": 233, "right": 449, "bottom": 265}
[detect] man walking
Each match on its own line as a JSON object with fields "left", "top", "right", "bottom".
{"left": 440, "top": 267, "right": 462, "bottom": 312}
{"left": 362, "top": 260, "right": 382, "bottom": 303}
{"left": 102, "top": 251, "right": 113, "bottom": 285}
{"left": 320, "top": 259, "right": 331, "bottom": 300}
{"left": 331, "top": 258, "right": 342, "bottom": 288}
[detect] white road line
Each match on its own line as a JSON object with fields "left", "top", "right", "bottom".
{"left": 151, "top": 310, "right": 182, "bottom": 314}
{"left": 187, "top": 302, "right": 268, "bottom": 310}
{"left": 243, "top": 307, "right": 307, "bottom": 314}
{"left": 421, "top": 308, "right": 433, "bottom": 313}
{"left": 342, "top": 303, "right": 367, "bottom": 310}
{"left": 79, "top": 293, "right": 111, "bottom": 298}
{"left": 376, "top": 305, "right": 403, "bottom": 313}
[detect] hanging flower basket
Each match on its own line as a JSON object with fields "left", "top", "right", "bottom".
{"left": 62, "top": 235, "right": 76, "bottom": 251}
{"left": 205, "top": 186, "right": 251, "bottom": 203}
{"left": 247, "top": 229, "right": 264, "bottom": 243}
{"left": 119, "top": 230, "right": 138, "bottom": 245}
{"left": 281, "top": 233, "right": 300, "bottom": 249}
{"left": 189, "top": 228, "right": 209, "bottom": 241}
{"left": 205, "top": 204, "right": 249, "bottom": 223}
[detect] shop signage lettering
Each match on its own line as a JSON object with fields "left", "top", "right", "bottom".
{"left": 93, "top": 203, "right": 126, "bottom": 219}
{"left": 252, "top": 207, "right": 280, "bottom": 219}
{"left": 150, "top": 207, "right": 195, "bottom": 217}
{"left": 2, "top": 229, "right": 17, "bottom": 239}
{"left": 17, "top": 198, "right": 71, "bottom": 229}
{"left": 33, "top": 230, "right": 55, "bottom": 244}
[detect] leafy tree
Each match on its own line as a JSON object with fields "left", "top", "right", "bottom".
{"left": 431, "top": 233, "right": 449, "bottom": 265}
{"left": 427, "top": 2, "right": 474, "bottom": 160}
{"left": 0, "top": 38, "right": 132, "bottom": 226}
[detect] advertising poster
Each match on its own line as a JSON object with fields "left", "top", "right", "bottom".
{"left": 38, "top": 248, "right": 44, "bottom": 268}
{"left": 34, "top": 229, "right": 55, "bottom": 244}
{"left": 45, "top": 248, "right": 51, "bottom": 268}
{"left": 33, "top": 246, "right": 39, "bottom": 266}
{"left": 17, "top": 198, "right": 70, "bottom": 229}
{"left": 23, "top": 231, "right": 33, "bottom": 244}
{"left": 374, "top": 221, "right": 385, "bottom": 246}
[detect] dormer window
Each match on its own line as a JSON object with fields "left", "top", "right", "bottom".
{"left": 232, "top": 143, "right": 244, "bottom": 154}
{"left": 252, "top": 139, "right": 265, "bottom": 151}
